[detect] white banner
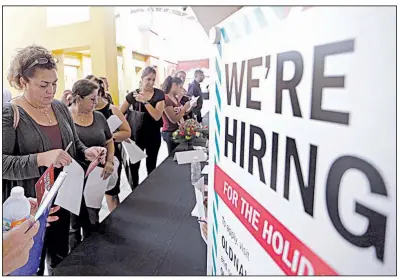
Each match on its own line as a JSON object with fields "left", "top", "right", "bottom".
{"left": 207, "top": 6, "right": 396, "bottom": 276}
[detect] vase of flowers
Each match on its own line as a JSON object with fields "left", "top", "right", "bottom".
{"left": 172, "top": 119, "right": 208, "bottom": 150}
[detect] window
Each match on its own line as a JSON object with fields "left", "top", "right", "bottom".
{"left": 64, "top": 66, "right": 78, "bottom": 91}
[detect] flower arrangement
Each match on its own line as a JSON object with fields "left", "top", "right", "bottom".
{"left": 172, "top": 119, "right": 209, "bottom": 144}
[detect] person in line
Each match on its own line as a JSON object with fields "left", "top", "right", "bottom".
{"left": 99, "top": 76, "right": 114, "bottom": 104}
{"left": 120, "top": 66, "right": 165, "bottom": 189}
{"left": 188, "top": 69, "right": 204, "bottom": 123}
{"left": 3, "top": 88, "right": 12, "bottom": 104}
{"left": 174, "top": 70, "right": 194, "bottom": 120}
{"left": 88, "top": 75, "right": 131, "bottom": 212}
{"left": 161, "top": 76, "right": 192, "bottom": 155}
{"left": 3, "top": 45, "right": 106, "bottom": 275}
{"left": 68, "top": 79, "right": 115, "bottom": 250}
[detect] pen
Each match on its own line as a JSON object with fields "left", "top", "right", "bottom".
{"left": 197, "top": 219, "right": 207, "bottom": 224}
{"left": 64, "top": 141, "right": 73, "bottom": 153}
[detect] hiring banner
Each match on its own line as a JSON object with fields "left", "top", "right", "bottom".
{"left": 207, "top": 6, "right": 396, "bottom": 276}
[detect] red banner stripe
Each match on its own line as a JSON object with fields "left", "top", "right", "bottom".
{"left": 214, "top": 165, "right": 338, "bottom": 276}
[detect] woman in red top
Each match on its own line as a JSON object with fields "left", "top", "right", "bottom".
{"left": 161, "top": 76, "right": 191, "bottom": 155}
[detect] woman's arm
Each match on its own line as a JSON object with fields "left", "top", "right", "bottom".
{"left": 2, "top": 104, "right": 41, "bottom": 180}
{"left": 164, "top": 105, "right": 188, "bottom": 124}
{"left": 120, "top": 92, "right": 135, "bottom": 115}
{"left": 120, "top": 100, "right": 130, "bottom": 115}
{"left": 110, "top": 104, "right": 131, "bottom": 142}
{"left": 144, "top": 101, "right": 164, "bottom": 121}
{"left": 105, "top": 139, "right": 115, "bottom": 163}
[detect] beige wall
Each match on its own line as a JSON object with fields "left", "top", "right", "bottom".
{"left": 3, "top": 6, "right": 119, "bottom": 103}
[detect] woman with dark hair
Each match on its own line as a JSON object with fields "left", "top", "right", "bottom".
{"left": 120, "top": 66, "right": 165, "bottom": 189}
{"left": 3, "top": 45, "right": 105, "bottom": 275}
{"left": 99, "top": 76, "right": 114, "bottom": 104}
{"left": 88, "top": 75, "right": 131, "bottom": 212}
{"left": 174, "top": 70, "right": 194, "bottom": 120}
{"left": 161, "top": 76, "right": 191, "bottom": 155}
{"left": 68, "top": 79, "right": 115, "bottom": 250}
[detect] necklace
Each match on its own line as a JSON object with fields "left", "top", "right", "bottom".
{"left": 77, "top": 113, "right": 89, "bottom": 122}
{"left": 23, "top": 96, "right": 53, "bottom": 123}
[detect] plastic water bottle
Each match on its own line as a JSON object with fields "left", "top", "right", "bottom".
{"left": 3, "top": 187, "right": 31, "bottom": 232}
{"left": 191, "top": 156, "right": 201, "bottom": 185}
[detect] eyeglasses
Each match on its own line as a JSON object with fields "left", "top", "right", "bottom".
{"left": 83, "top": 95, "right": 98, "bottom": 103}
{"left": 24, "top": 57, "right": 58, "bottom": 73}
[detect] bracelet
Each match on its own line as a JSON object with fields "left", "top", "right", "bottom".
{"left": 143, "top": 101, "right": 149, "bottom": 105}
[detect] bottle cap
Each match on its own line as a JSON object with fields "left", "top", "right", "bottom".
{"left": 11, "top": 186, "right": 24, "bottom": 196}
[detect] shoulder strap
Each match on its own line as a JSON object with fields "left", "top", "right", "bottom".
{"left": 11, "top": 103, "right": 20, "bottom": 130}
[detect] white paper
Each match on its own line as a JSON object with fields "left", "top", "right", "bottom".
{"left": 83, "top": 167, "right": 111, "bottom": 209}
{"left": 34, "top": 172, "right": 67, "bottom": 221}
{"left": 55, "top": 159, "right": 84, "bottom": 216}
{"left": 107, "top": 115, "right": 122, "bottom": 133}
{"left": 194, "top": 187, "right": 206, "bottom": 218}
{"left": 122, "top": 140, "right": 147, "bottom": 164}
{"left": 191, "top": 205, "right": 199, "bottom": 217}
{"left": 174, "top": 150, "right": 207, "bottom": 165}
{"left": 190, "top": 96, "right": 200, "bottom": 108}
{"left": 194, "top": 177, "right": 205, "bottom": 193}
{"left": 201, "top": 165, "right": 209, "bottom": 175}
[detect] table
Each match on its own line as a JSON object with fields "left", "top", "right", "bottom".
{"left": 54, "top": 135, "right": 209, "bottom": 276}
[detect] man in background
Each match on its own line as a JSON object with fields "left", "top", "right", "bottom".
{"left": 3, "top": 88, "right": 12, "bottom": 104}
{"left": 188, "top": 69, "right": 204, "bottom": 123}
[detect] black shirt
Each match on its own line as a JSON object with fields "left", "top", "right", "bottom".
{"left": 126, "top": 88, "right": 165, "bottom": 136}
{"left": 75, "top": 111, "right": 112, "bottom": 148}
{"left": 188, "top": 80, "right": 203, "bottom": 112}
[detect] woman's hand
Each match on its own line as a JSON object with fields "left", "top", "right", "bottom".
{"left": 101, "top": 160, "right": 114, "bottom": 180}
{"left": 134, "top": 93, "right": 149, "bottom": 103}
{"left": 37, "top": 149, "right": 72, "bottom": 168}
{"left": 46, "top": 206, "right": 60, "bottom": 226}
{"left": 27, "top": 198, "right": 60, "bottom": 227}
{"left": 84, "top": 147, "right": 107, "bottom": 164}
{"left": 2, "top": 218, "right": 40, "bottom": 275}
{"left": 61, "top": 90, "right": 73, "bottom": 106}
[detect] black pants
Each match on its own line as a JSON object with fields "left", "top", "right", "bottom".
{"left": 37, "top": 207, "right": 70, "bottom": 276}
{"left": 194, "top": 110, "right": 203, "bottom": 123}
{"left": 69, "top": 198, "right": 100, "bottom": 252}
{"left": 162, "top": 131, "right": 179, "bottom": 155}
{"left": 129, "top": 132, "right": 161, "bottom": 189}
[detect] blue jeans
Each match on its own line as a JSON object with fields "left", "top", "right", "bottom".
{"left": 162, "top": 131, "right": 179, "bottom": 155}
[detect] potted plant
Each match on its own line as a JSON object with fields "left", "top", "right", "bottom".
{"left": 172, "top": 119, "right": 208, "bottom": 150}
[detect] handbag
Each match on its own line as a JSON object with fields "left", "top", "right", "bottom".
{"left": 126, "top": 95, "right": 145, "bottom": 141}
{"left": 3, "top": 103, "right": 21, "bottom": 202}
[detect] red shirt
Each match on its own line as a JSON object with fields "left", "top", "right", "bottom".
{"left": 162, "top": 95, "right": 180, "bottom": 132}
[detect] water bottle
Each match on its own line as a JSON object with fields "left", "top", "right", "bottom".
{"left": 3, "top": 187, "right": 31, "bottom": 232}
{"left": 191, "top": 156, "right": 201, "bottom": 185}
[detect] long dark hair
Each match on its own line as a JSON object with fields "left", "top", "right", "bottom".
{"left": 84, "top": 74, "right": 114, "bottom": 103}
{"left": 162, "top": 76, "right": 182, "bottom": 94}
